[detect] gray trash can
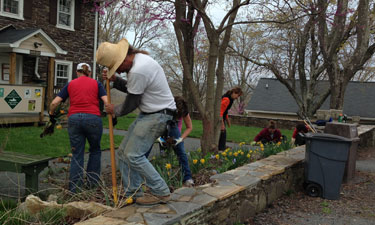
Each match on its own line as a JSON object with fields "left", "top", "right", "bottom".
{"left": 304, "top": 133, "right": 352, "bottom": 200}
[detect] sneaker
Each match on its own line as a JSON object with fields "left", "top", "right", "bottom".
{"left": 183, "top": 179, "right": 194, "bottom": 187}
{"left": 136, "top": 193, "right": 171, "bottom": 205}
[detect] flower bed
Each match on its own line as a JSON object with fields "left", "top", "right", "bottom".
{"left": 150, "top": 140, "right": 294, "bottom": 190}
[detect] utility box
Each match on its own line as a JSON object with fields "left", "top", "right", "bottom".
{"left": 324, "top": 122, "right": 359, "bottom": 183}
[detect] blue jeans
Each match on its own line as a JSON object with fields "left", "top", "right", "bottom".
{"left": 67, "top": 113, "right": 102, "bottom": 193}
{"left": 145, "top": 120, "right": 192, "bottom": 182}
{"left": 118, "top": 113, "right": 172, "bottom": 197}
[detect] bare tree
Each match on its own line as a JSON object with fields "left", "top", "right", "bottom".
{"left": 226, "top": 25, "right": 262, "bottom": 114}
{"left": 231, "top": 1, "right": 329, "bottom": 117}
{"left": 317, "top": 0, "right": 375, "bottom": 109}
{"left": 99, "top": 0, "right": 168, "bottom": 48}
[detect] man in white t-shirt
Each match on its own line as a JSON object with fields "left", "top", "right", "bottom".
{"left": 97, "top": 38, "right": 176, "bottom": 205}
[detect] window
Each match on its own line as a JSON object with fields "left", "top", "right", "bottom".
{"left": 55, "top": 60, "right": 72, "bottom": 87}
{"left": 0, "top": 0, "right": 23, "bottom": 20}
{"left": 57, "top": 0, "right": 74, "bottom": 30}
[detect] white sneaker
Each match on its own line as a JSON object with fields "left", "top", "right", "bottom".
{"left": 183, "top": 179, "right": 194, "bottom": 187}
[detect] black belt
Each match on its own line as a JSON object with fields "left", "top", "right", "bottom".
{"left": 142, "top": 108, "right": 176, "bottom": 116}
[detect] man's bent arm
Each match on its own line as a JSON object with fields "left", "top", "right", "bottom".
{"left": 113, "top": 76, "right": 128, "bottom": 93}
{"left": 114, "top": 93, "right": 142, "bottom": 117}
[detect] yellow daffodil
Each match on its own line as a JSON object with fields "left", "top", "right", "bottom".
{"left": 257, "top": 141, "right": 262, "bottom": 145}
{"left": 260, "top": 143, "right": 264, "bottom": 148}
{"left": 228, "top": 152, "right": 232, "bottom": 156}
{"left": 225, "top": 147, "right": 231, "bottom": 152}
{"left": 200, "top": 159, "right": 205, "bottom": 164}
{"left": 234, "top": 152, "right": 238, "bottom": 157}
{"left": 221, "top": 152, "right": 227, "bottom": 157}
{"left": 225, "top": 157, "right": 228, "bottom": 161}
{"left": 261, "top": 147, "right": 264, "bottom": 151}
{"left": 215, "top": 154, "right": 220, "bottom": 159}
{"left": 193, "top": 159, "right": 198, "bottom": 164}
{"left": 167, "top": 172, "right": 170, "bottom": 176}
{"left": 56, "top": 124, "right": 62, "bottom": 129}
{"left": 240, "top": 152, "right": 244, "bottom": 156}
{"left": 247, "top": 154, "right": 251, "bottom": 158}
{"left": 36, "top": 92, "right": 41, "bottom": 97}
{"left": 126, "top": 197, "right": 133, "bottom": 204}
{"left": 239, "top": 142, "right": 245, "bottom": 147}
{"left": 165, "top": 163, "right": 172, "bottom": 169}
{"left": 250, "top": 150, "right": 253, "bottom": 153}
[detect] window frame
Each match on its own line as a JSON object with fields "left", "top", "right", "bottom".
{"left": 56, "top": 0, "right": 75, "bottom": 31}
{"left": 54, "top": 59, "right": 73, "bottom": 87}
{"left": 0, "top": 0, "right": 24, "bottom": 20}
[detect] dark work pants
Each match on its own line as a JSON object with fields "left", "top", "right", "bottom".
{"left": 218, "top": 130, "right": 226, "bottom": 150}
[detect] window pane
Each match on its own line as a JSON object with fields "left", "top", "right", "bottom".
{"left": 58, "top": 0, "right": 72, "bottom": 26}
{"left": 56, "top": 64, "right": 68, "bottom": 78}
{"left": 56, "top": 78, "right": 68, "bottom": 87}
{"left": 3, "top": 0, "right": 19, "bottom": 14}
{"left": 59, "top": 13, "right": 70, "bottom": 26}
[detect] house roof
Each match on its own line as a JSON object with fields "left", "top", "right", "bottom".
{"left": 0, "top": 25, "right": 67, "bottom": 55}
{"left": 246, "top": 78, "right": 375, "bottom": 118}
{"left": 0, "top": 25, "right": 38, "bottom": 44}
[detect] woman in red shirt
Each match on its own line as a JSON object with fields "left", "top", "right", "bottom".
{"left": 49, "top": 63, "right": 109, "bottom": 193}
{"left": 219, "top": 87, "right": 243, "bottom": 150}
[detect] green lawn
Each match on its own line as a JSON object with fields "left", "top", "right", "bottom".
{"left": 0, "top": 126, "right": 123, "bottom": 158}
{"left": 0, "top": 114, "right": 293, "bottom": 157}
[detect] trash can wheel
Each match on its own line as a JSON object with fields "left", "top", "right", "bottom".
{"left": 306, "top": 183, "right": 322, "bottom": 197}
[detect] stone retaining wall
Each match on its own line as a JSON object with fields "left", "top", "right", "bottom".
{"left": 191, "top": 112, "right": 300, "bottom": 130}
{"left": 76, "top": 146, "right": 305, "bottom": 225}
{"left": 358, "top": 125, "right": 375, "bottom": 148}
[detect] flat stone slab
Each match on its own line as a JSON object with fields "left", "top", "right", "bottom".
{"left": 203, "top": 185, "right": 244, "bottom": 200}
{"left": 173, "top": 187, "right": 196, "bottom": 196}
{"left": 74, "top": 215, "right": 130, "bottom": 225}
{"left": 191, "top": 193, "right": 217, "bottom": 206}
{"left": 104, "top": 206, "right": 136, "bottom": 220}
{"left": 168, "top": 201, "right": 202, "bottom": 215}
{"left": 143, "top": 212, "right": 179, "bottom": 225}
{"left": 232, "top": 175, "right": 260, "bottom": 188}
{"left": 126, "top": 213, "right": 144, "bottom": 223}
{"left": 148, "top": 204, "right": 175, "bottom": 214}
{"left": 210, "top": 173, "right": 236, "bottom": 181}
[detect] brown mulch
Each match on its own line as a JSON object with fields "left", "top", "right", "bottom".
{"left": 246, "top": 147, "right": 375, "bottom": 225}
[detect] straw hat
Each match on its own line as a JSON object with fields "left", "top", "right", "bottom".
{"left": 96, "top": 38, "right": 129, "bottom": 78}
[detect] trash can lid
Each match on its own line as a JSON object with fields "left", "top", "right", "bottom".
{"left": 304, "top": 133, "right": 352, "bottom": 142}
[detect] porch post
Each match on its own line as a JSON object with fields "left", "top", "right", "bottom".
{"left": 47, "top": 57, "right": 55, "bottom": 108}
{"left": 9, "top": 53, "right": 16, "bottom": 84}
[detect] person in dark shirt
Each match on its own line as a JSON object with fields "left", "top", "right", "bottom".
{"left": 254, "top": 120, "right": 282, "bottom": 144}
{"left": 218, "top": 87, "right": 243, "bottom": 150}
{"left": 292, "top": 123, "right": 309, "bottom": 146}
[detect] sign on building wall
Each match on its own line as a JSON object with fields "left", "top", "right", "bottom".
{"left": 0, "top": 85, "right": 44, "bottom": 114}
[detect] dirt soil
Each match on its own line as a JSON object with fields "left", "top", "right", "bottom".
{"left": 246, "top": 148, "right": 375, "bottom": 225}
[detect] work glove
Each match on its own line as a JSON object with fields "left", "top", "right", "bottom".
{"left": 112, "top": 116, "right": 118, "bottom": 126}
{"left": 49, "top": 114, "right": 56, "bottom": 124}
{"left": 157, "top": 137, "right": 166, "bottom": 147}
{"left": 174, "top": 137, "right": 183, "bottom": 146}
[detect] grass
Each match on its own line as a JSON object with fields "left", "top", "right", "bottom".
{"left": 105, "top": 114, "right": 294, "bottom": 144}
{"left": 0, "top": 126, "right": 123, "bottom": 158}
{"left": 0, "top": 113, "right": 293, "bottom": 158}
